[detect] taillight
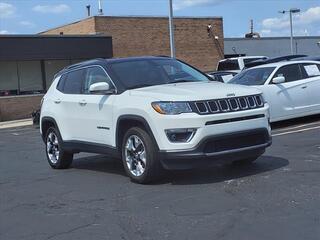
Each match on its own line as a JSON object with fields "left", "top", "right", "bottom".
{"left": 40, "top": 98, "right": 44, "bottom": 109}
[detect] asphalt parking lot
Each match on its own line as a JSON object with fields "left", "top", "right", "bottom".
{"left": 1, "top": 115, "right": 320, "bottom": 240}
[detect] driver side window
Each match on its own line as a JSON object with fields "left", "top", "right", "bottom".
{"left": 273, "top": 64, "right": 303, "bottom": 83}
{"left": 83, "top": 66, "right": 113, "bottom": 94}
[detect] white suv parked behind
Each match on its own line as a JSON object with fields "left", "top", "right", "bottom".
{"left": 217, "top": 56, "right": 267, "bottom": 74}
{"left": 40, "top": 56, "right": 272, "bottom": 183}
{"left": 229, "top": 61, "right": 320, "bottom": 122}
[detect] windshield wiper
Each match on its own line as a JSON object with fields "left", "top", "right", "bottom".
{"left": 128, "top": 83, "right": 154, "bottom": 90}
{"left": 169, "top": 79, "right": 197, "bottom": 84}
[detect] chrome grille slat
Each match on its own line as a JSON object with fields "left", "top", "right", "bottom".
{"left": 247, "top": 96, "right": 256, "bottom": 108}
{"left": 195, "top": 102, "right": 209, "bottom": 114}
{"left": 193, "top": 95, "right": 264, "bottom": 115}
{"left": 218, "top": 99, "right": 230, "bottom": 112}
{"left": 255, "top": 95, "right": 263, "bottom": 107}
{"left": 207, "top": 101, "right": 220, "bottom": 113}
{"left": 228, "top": 98, "right": 239, "bottom": 111}
{"left": 238, "top": 97, "right": 249, "bottom": 110}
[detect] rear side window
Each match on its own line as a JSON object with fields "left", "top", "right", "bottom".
{"left": 300, "top": 63, "right": 320, "bottom": 78}
{"left": 217, "top": 60, "right": 240, "bottom": 71}
{"left": 273, "top": 64, "right": 303, "bottom": 82}
{"left": 62, "top": 69, "right": 85, "bottom": 94}
{"left": 56, "top": 74, "right": 67, "bottom": 92}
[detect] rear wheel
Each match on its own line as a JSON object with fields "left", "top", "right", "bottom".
{"left": 45, "top": 127, "right": 73, "bottom": 169}
{"left": 122, "top": 127, "right": 162, "bottom": 184}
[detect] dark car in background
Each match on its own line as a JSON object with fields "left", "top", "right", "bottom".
{"left": 290, "top": 56, "right": 320, "bottom": 61}
{"left": 245, "top": 55, "right": 307, "bottom": 68}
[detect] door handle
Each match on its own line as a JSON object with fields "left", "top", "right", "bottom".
{"left": 54, "top": 99, "right": 61, "bottom": 104}
{"left": 301, "top": 86, "right": 307, "bottom": 89}
{"left": 79, "top": 100, "right": 87, "bottom": 106}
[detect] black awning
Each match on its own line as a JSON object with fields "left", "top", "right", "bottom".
{"left": 0, "top": 35, "right": 113, "bottom": 61}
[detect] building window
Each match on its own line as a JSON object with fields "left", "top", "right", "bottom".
{"left": 0, "top": 59, "right": 89, "bottom": 97}
{"left": 0, "top": 61, "right": 19, "bottom": 96}
{"left": 44, "top": 60, "right": 70, "bottom": 90}
{"left": 17, "top": 61, "right": 43, "bottom": 94}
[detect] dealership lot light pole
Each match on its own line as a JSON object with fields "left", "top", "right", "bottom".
{"left": 168, "top": 0, "right": 176, "bottom": 58}
{"left": 279, "top": 8, "right": 301, "bottom": 55}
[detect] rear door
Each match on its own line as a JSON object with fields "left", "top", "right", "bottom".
{"left": 299, "top": 63, "right": 320, "bottom": 113}
{"left": 266, "top": 64, "right": 306, "bottom": 120}
{"left": 55, "top": 69, "right": 86, "bottom": 141}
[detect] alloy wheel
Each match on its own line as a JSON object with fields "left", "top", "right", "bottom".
{"left": 124, "top": 135, "right": 146, "bottom": 177}
{"left": 46, "top": 131, "right": 60, "bottom": 164}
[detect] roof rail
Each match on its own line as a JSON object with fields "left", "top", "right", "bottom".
{"left": 155, "top": 55, "right": 171, "bottom": 58}
{"left": 64, "top": 58, "right": 105, "bottom": 70}
{"left": 53, "top": 58, "right": 105, "bottom": 79}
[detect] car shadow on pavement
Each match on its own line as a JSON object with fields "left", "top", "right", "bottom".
{"left": 72, "top": 155, "right": 127, "bottom": 177}
{"left": 72, "top": 155, "right": 289, "bottom": 185}
{"left": 160, "top": 155, "right": 289, "bottom": 185}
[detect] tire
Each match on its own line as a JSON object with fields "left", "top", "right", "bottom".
{"left": 121, "top": 127, "right": 163, "bottom": 184}
{"left": 45, "top": 127, "right": 73, "bottom": 169}
{"left": 232, "top": 156, "right": 260, "bottom": 166}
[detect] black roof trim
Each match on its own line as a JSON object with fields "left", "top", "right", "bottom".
{"left": 0, "top": 34, "right": 111, "bottom": 38}
{"left": 56, "top": 56, "right": 173, "bottom": 76}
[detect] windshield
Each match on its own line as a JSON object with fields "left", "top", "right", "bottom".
{"left": 229, "top": 67, "right": 275, "bottom": 86}
{"left": 108, "top": 59, "right": 210, "bottom": 89}
{"left": 217, "top": 60, "right": 240, "bottom": 71}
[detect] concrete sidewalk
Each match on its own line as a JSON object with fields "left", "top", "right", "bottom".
{"left": 0, "top": 118, "right": 33, "bottom": 129}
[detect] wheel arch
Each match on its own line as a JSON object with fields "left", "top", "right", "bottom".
{"left": 41, "top": 117, "right": 59, "bottom": 142}
{"left": 116, "top": 115, "right": 159, "bottom": 152}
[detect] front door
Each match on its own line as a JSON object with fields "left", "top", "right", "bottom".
{"left": 265, "top": 63, "right": 306, "bottom": 121}
{"left": 76, "top": 66, "right": 115, "bottom": 146}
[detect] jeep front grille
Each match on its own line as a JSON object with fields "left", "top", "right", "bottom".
{"left": 192, "top": 95, "right": 264, "bottom": 115}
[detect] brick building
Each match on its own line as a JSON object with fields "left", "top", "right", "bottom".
{"left": 40, "top": 16, "right": 224, "bottom": 71}
{"left": 0, "top": 35, "right": 112, "bottom": 121}
{"left": 0, "top": 16, "right": 224, "bottom": 121}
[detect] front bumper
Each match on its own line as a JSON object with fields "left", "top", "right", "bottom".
{"left": 159, "top": 128, "right": 272, "bottom": 170}
{"left": 149, "top": 104, "right": 271, "bottom": 151}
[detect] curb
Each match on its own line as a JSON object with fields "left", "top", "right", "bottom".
{"left": 0, "top": 118, "right": 33, "bottom": 129}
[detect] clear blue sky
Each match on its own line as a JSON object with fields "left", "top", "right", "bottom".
{"left": 1, "top": 0, "right": 319, "bottom": 37}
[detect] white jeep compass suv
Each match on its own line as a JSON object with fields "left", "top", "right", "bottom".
{"left": 40, "top": 56, "right": 272, "bottom": 183}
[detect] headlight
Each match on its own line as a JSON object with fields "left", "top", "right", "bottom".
{"left": 151, "top": 102, "right": 192, "bottom": 115}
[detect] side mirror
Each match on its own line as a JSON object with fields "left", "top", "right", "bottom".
{"left": 206, "top": 74, "right": 215, "bottom": 81}
{"left": 89, "top": 82, "right": 113, "bottom": 94}
{"left": 272, "top": 76, "right": 285, "bottom": 84}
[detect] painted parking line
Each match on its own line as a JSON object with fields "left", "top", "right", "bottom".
{"left": 272, "top": 120, "right": 320, "bottom": 133}
{"left": 272, "top": 125, "right": 320, "bottom": 137}
{"left": 0, "top": 126, "right": 36, "bottom": 135}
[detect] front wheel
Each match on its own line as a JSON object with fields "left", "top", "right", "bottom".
{"left": 45, "top": 127, "right": 73, "bottom": 169}
{"left": 122, "top": 127, "right": 163, "bottom": 184}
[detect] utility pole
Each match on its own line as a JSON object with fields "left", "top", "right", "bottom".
{"left": 168, "top": 0, "right": 176, "bottom": 58}
{"left": 279, "top": 8, "right": 300, "bottom": 55}
{"left": 98, "top": 0, "right": 103, "bottom": 15}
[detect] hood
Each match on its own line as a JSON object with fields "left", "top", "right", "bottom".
{"left": 129, "top": 81, "right": 261, "bottom": 101}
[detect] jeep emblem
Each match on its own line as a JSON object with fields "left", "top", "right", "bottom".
{"left": 227, "top": 93, "right": 236, "bottom": 97}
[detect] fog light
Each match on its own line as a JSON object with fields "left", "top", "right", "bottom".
{"left": 165, "top": 128, "right": 197, "bottom": 143}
